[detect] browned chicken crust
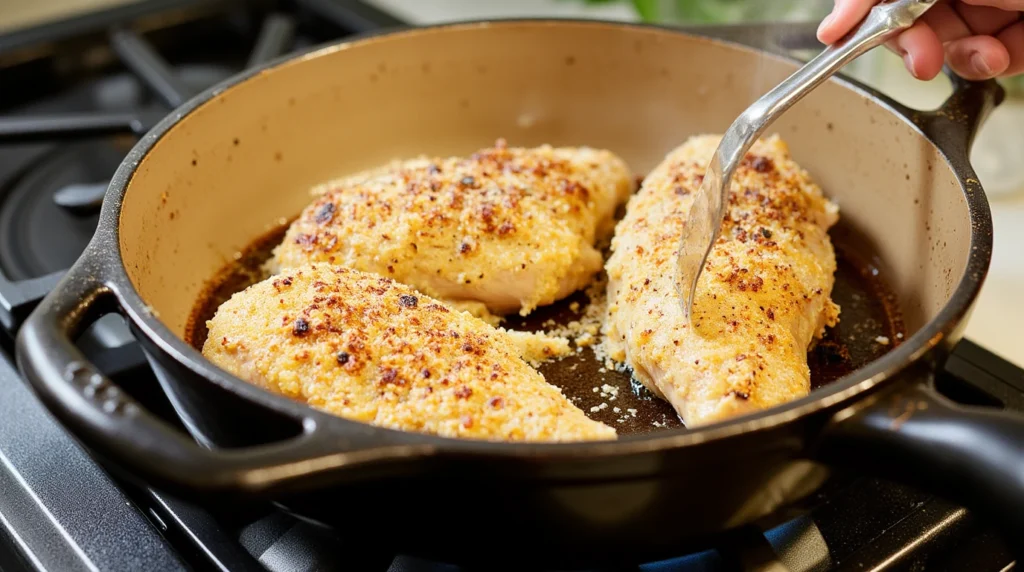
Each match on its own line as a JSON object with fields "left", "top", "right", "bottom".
{"left": 605, "top": 134, "right": 841, "bottom": 427}
{"left": 270, "top": 139, "right": 634, "bottom": 317}
{"left": 203, "top": 263, "right": 616, "bottom": 442}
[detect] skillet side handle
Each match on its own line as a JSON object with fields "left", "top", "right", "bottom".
{"left": 817, "top": 370, "right": 1024, "bottom": 555}
{"left": 916, "top": 68, "right": 1005, "bottom": 161}
{"left": 15, "top": 257, "right": 429, "bottom": 496}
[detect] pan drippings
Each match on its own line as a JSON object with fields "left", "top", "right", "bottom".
{"left": 186, "top": 220, "right": 904, "bottom": 436}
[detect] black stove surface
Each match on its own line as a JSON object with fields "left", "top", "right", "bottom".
{"left": 0, "top": 2, "right": 1019, "bottom": 571}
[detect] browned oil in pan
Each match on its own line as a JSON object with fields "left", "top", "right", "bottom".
{"left": 187, "top": 218, "right": 905, "bottom": 435}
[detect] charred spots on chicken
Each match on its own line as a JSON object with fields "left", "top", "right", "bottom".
{"left": 455, "top": 386, "right": 473, "bottom": 399}
{"left": 315, "top": 202, "right": 336, "bottom": 225}
{"left": 487, "top": 396, "right": 505, "bottom": 409}
{"left": 336, "top": 351, "right": 351, "bottom": 365}
{"left": 744, "top": 155, "right": 774, "bottom": 173}
{"left": 378, "top": 368, "right": 404, "bottom": 386}
{"left": 292, "top": 318, "right": 310, "bottom": 336}
{"left": 399, "top": 294, "right": 418, "bottom": 308}
{"left": 728, "top": 389, "right": 750, "bottom": 401}
{"left": 480, "top": 203, "right": 495, "bottom": 223}
{"left": 426, "top": 303, "right": 450, "bottom": 313}
{"left": 757, "top": 333, "right": 777, "bottom": 347}
{"left": 559, "top": 179, "right": 590, "bottom": 199}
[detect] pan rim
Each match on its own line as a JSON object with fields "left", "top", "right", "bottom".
{"left": 99, "top": 18, "right": 992, "bottom": 457}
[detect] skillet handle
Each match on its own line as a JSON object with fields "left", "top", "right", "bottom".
{"left": 15, "top": 256, "right": 430, "bottom": 495}
{"left": 914, "top": 67, "right": 1005, "bottom": 164}
{"left": 817, "top": 367, "right": 1024, "bottom": 555}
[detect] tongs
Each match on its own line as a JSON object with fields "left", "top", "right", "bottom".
{"left": 677, "top": 0, "right": 940, "bottom": 322}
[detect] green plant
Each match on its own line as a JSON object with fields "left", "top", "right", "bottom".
{"left": 565, "top": 0, "right": 826, "bottom": 23}
{"left": 1003, "top": 75, "right": 1024, "bottom": 98}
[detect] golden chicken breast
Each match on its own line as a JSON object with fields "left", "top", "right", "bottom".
{"left": 203, "top": 263, "right": 616, "bottom": 442}
{"left": 604, "top": 134, "right": 840, "bottom": 427}
{"left": 269, "top": 139, "right": 634, "bottom": 317}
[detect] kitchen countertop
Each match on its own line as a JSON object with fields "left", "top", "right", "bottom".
{"left": 370, "top": 0, "right": 1023, "bottom": 367}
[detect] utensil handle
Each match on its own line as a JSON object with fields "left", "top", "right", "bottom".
{"left": 679, "top": 0, "right": 940, "bottom": 321}
{"left": 720, "top": 0, "right": 938, "bottom": 177}
{"left": 915, "top": 67, "right": 1006, "bottom": 165}
{"left": 818, "top": 366, "right": 1024, "bottom": 556}
{"left": 689, "top": 19, "right": 1005, "bottom": 162}
{"left": 15, "top": 252, "right": 429, "bottom": 495}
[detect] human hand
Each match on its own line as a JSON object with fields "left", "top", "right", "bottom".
{"left": 816, "top": 0, "right": 1024, "bottom": 80}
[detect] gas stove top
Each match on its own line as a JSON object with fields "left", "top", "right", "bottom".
{"left": 0, "top": 2, "right": 1019, "bottom": 571}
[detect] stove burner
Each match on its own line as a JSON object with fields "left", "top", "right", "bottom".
{"left": 0, "top": 60, "right": 240, "bottom": 282}
{"left": 0, "top": 141, "right": 127, "bottom": 280}
{"left": 52, "top": 182, "right": 108, "bottom": 214}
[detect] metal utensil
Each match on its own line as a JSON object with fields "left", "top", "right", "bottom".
{"left": 677, "top": 0, "right": 940, "bottom": 322}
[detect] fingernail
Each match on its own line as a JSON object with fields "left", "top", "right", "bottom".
{"left": 902, "top": 52, "right": 917, "bottom": 78}
{"left": 970, "top": 52, "right": 993, "bottom": 77}
{"left": 817, "top": 13, "right": 834, "bottom": 38}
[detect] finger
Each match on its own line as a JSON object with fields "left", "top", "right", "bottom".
{"left": 891, "top": 21, "right": 947, "bottom": 79}
{"left": 945, "top": 35, "right": 1012, "bottom": 78}
{"left": 921, "top": 2, "right": 973, "bottom": 42}
{"left": 958, "top": 0, "right": 1024, "bottom": 11}
{"left": 817, "top": 0, "right": 876, "bottom": 45}
{"left": 996, "top": 20, "right": 1024, "bottom": 76}
{"left": 880, "top": 4, "right": 972, "bottom": 77}
{"left": 953, "top": 2, "right": 1021, "bottom": 35}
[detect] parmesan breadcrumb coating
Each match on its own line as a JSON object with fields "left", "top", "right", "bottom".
{"left": 270, "top": 139, "right": 634, "bottom": 317}
{"left": 605, "top": 134, "right": 840, "bottom": 427}
{"left": 204, "top": 263, "right": 616, "bottom": 442}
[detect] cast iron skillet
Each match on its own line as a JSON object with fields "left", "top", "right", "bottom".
{"left": 14, "top": 18, "right": 1024, "bottom": 566}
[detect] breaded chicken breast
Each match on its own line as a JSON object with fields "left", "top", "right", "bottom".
{"left": 604, "top": 134, "right": 840, "bottom": 427}
{"left": 269, "top": 139, "right": 634, "bottom": 317}
{"left": 203, "top": 263, "right": 616, "bottom": 442}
